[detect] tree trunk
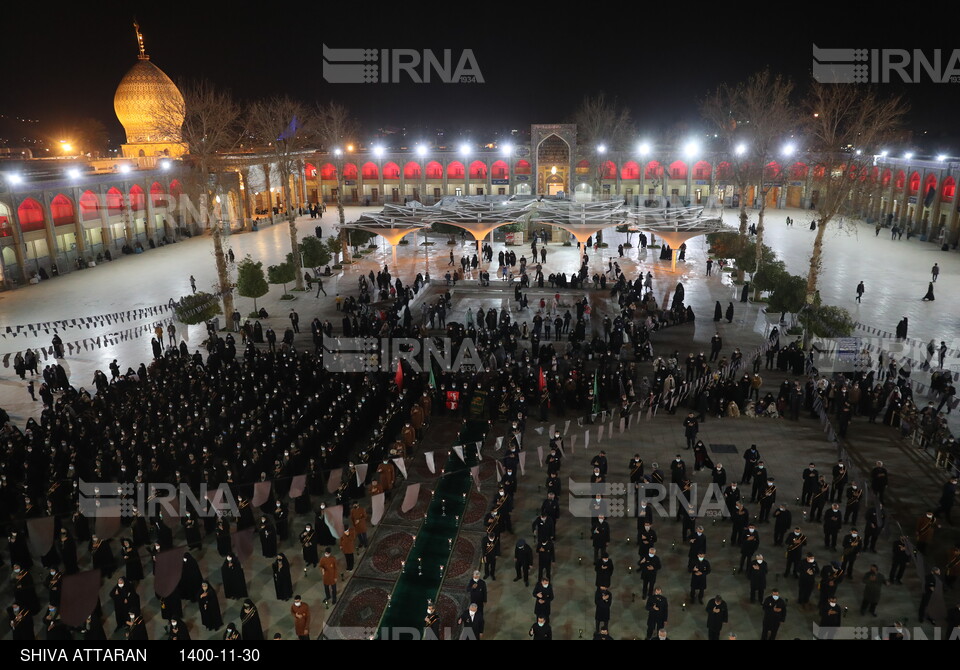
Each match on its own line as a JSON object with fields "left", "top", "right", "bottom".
{"left": 805, "top": 217, "right": 828, "bottom": 299}
{"left": 210, "top": 216, "right": 235, "bottom": 330}
{"left": 738, "top": 203, "right": 748, "bottom": 236}
{"left": 282, "top": 177, "right": 304, "bottom": 291}
{"left": 753, "top": 202, "right": 767, "bottom": 300}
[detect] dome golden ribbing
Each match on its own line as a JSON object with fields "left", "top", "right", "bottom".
{"left": 114, "top": 59, "right": 184, "bottom": 146}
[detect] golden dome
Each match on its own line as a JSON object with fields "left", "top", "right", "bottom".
{"left": 114, "top": 59, "right": 184, "bottom": 145}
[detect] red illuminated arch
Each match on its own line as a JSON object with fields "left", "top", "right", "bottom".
{"left": 790, "top": 162, "right": 809, "bottom": 180}
{"left": 943, "top": 176, "right": 955, "bottom": 202}
{"left": 621, "top": 161, "right": 640, "bottom": 180}
{"left": 469, "top": 161, "right": 487, "bottom": 179}
{"left": 645, "top": 161, "right": 663, "bottom": 179}
{"left": 130, "top": 184, "right": 146, "bottom": 211}
{"left": 382, "top": 162, "right": 400, "bottom": 180}
{"left": 908, "top": 172, "right": 920, "bottom": 194}
{"left": 813, "top": 165, "right": 826, "bottom": 180}
{"left": 361, "top": 162, "right": 379, "bottom": 180}
{"left": 765, "top": 162, "right": 782, "bottom": 179}
{"left": 600, "top": 161, "right": 617, "bottom": 179}
{"left": 693, "top": 161, "right": 712, "bottom": 180}
{"left": 425, "top": 161, "right": 443, "bottom": 179}
{"left": 150, "top": 182, "right": 167, "bottom": 207}
{"left": 881, "top": 169, "right": 892, "bottom": 186}
{"left": 869, "top": 166, "right": 879, "bottom": 183}
{"left": 51, "top": 194, "right": 76, "bottom": 226}
{"left": 715, "top": 162, "right": 732, "bottom": 180}
{"left": 514, "top": 160, "right": 531, "bottom": 175}
{"left": 304, "top": 162, "right": 317, "bottom": 179}
{"left": 894, "top": 170, "right": 905, "bottom": 189}
{"left": 403, "top": 162, "right": 421, "bottom": 180}
{"left": 491, "top": 160, "right": 509, "bottom": 179}
{"left": 169, "top": 180, "right": 183, "bottom": 199}
{"left": 668, "top": 161, "right": 687, "bottom": 179}
{"left": 319, "top": 163, "right": 336, "bottom": 180}
{"left": 923, "top": 173, "right": 937, "bottom": 192}
{"left": 80, "top": 190, "right": 100, "bottom": 221}
{"left": 106, "top": 187, "right": 124, "bottom": 215}
{"left": 18, "top": 198, "right": 45, "bottom": 232}
{"left": 447, "top": 161, "right": 465, "bottom": 179}
{"left": 342, "top": 163, "right": 358, "bottom": 179}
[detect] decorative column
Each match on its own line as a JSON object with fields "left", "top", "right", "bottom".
{"left": 98, "top": 185, "right": 113, "bottom": 248}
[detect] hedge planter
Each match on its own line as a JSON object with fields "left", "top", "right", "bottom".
{"left": 280, "top": 294, "right": 296, "bottom": 301}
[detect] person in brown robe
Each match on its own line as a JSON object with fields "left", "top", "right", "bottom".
{"left": 291, "top": 595, "right": 311, "bottom": 640}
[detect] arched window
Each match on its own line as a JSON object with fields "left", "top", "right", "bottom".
{"left": 644, "top": 161, "right": 663, "bottom": 179}
{"left": 169, "top": 180, "right": 183, "bottom": 199}
{"left": 693, "top": 161, "right": 712, "bottom": 180}
{"left": 447, "top": 161, "right": 465, "bottom": 179}
{"left": 51, "top": 194, "right": 76, "bottom": 226}
{"left": 361, "top": 162, "right": 379, "bottom": 180}
{"left": 382, "top": 162, "right": 400, "bottom": 180}
{"left": 881, "top": 169, "right": 892, "bottom": 187}
{"left": 813, "top": 165, "right": 826, "bottom": 180}
{"left": 403, "top": 162, "right": 422, "bottom": 179}
{"left": 425, "top": 161, "right": 443, "bottom": 179}
{"left": 319, "top": 163, "right": 336, "bottom": 180}
{"left": 908, "top": 172, "right": 920, "bottom": 194}
{"left": 575, "top": 159, "right": 590, "bottom": 175}
{"left": 0, "top": 202, "right": 11, "bottom": 237}
{"left": 765, "top": 162, "right": 781, "bottom": 180}
{"left": 790, "top": 162, "right": 809, "bottom": 180}
{"left": 304, "top": 163, "right": 317, "bottom": 179}
{"left": 621, "top": 161, "right": 640, "bottom": 180}
{"left": 600, "top": 161, "right": 617, "bottom": 180}
{"left": 469, "top": 161, "right": 487, "bottom": 179}
{"left": 923, "top": 173, "right": 936, "bottom": 193}
{"left": 491, "top": 160, "right": 509, "bottom": 179}
{"left": 130, "top": 184, "right": 146, "bottom": 211}
{"left": 894, "top": 171, "right": 905, "bottom": 189}
{"left": 668, "top": 161, "right": 687, "bottom": 179}
{"left": 80, "top": 190, "right": 100, "bottom": 221}
{"left": 106, "top": 187, "right": 124, "bottom": 215}
{"left": 150, "top": 182, "right": 167, "bottom": 207}
{"left": 942, "top": 176, "right": 955, "bottom": 202}
{"left": 514, "top": 159, "right": 531, "bottom": 175}
{"left": 18, "top": 198, "right": 45, "bottom": 232}
{"left": 715, "top": 162, "right": 732, "bottom": 180}
{"left": 342, "top": 163, "right": 358, "bottom": 179}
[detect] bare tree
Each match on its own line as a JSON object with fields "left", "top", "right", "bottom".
{"left": 249, "top": 97, "right": 313, "bottom": 291}
{"left": 154, "top": 79, "right": 243, "bottom": 326}
{"left": 573, "top": 93, "right": 635, "bottom": 151}
{"left": 803, "top": 84, "right": 907, "bottom": 299}
{"left": 701, "top": 85, "right": 753, "bottom": 238}
{"left": 313, "top": 102, "right": 360, "bottom": 258}
{"left": 735, "top": 71, "right": 798, "bottom": 292}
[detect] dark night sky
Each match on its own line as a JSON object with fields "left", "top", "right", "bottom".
{"left": 4, "top": 3, "right": 960, "bottom": 152}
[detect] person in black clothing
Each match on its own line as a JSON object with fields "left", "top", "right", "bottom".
{"left": 514, "top": 539, "right": 533, "bottom": 586}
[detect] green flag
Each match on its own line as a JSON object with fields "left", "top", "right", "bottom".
{"left": 428, "top": 369, "right": 437, "bottom": 390}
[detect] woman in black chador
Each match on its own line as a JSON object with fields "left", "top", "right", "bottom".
{"left": 220, "top": 555, "right": 248, "bottom": 600}
{"left": 198, "top": 581, "right": 223, "bottom": 631}
{"left": 922, "top": 282, "right": 935, "bottom": 301}
{"left": 240, "top": 599, "right": 264, "bottom": 640}
{"left": 713, "top": 301, "right": 723, "bottom": 322}
{"left": 120, "top": 538, "right": 143, "bottom": 582}
{"left": 273, "top": 553, "right": 294, "bottom": 601}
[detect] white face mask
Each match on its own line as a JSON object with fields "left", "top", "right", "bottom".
{"left": 757, "top": 559, "right": 763, "bottom": 564}
{"left": 772, "top": 595, "right": 779, "bottom": 600}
